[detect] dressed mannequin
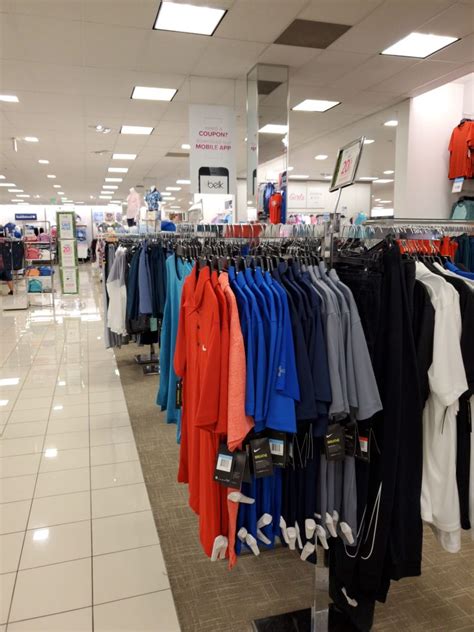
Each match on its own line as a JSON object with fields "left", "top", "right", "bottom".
{"left": 126, "top": 187, "right": 141, "bottom": 227}
{"left": 145, "top": 186, "right": 162, "bottom": 212}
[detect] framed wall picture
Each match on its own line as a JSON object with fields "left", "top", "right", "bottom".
{"left": 330, "top": 137, "right": 365, "bottom": 192}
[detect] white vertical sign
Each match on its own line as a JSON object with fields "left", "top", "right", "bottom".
{"left": 189, "top": 105, "right": 236, "bottom": 195}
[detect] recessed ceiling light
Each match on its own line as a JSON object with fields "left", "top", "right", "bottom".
{"left": 108, "top": 167, "right": 128, "bottom": 173}
{"left": 0, "top": 94, "right": 19, "bottom": 102}
{"left": 176, "top": 179, "right": 191, "bottom": 184}
{"left": 105, "top": 177, "right": 123, "bottom": 182}
{"left": 379, "top": 200, "right": 392, "bottom": 203}
{"left": 58, "top": 191, "right": 65, "bottom": 195}
{"left": 38, "top": 159, "right": 49, "bottom": 164}
{"left": 120, "top": 125, "right": 154, "bottom": 135}
{"left": 8, "top": 189, "right": 23, "bottom": 193}
{"left": 24, "top": 136, "right": 39, "bottom": 142}
{"left": 53, "top": 184, "right": 61, "bottom": 188}
{"left": 289, "top": 174, "right": 309, "bottom": 180}
{"left": 375, "top": 198, "right": 381, "bottom": 201}
{"left": 112, "top": 153, "right": 136, "bottom": 160}
{"left": 181, "top": 143, "right": 191, "bottom": 150}
{"left": 292, "top": 99, "right": 340, "bottom": 112}
{"left": 166, "top": 196, "right": 176, "bottom": 201}
{"left": 0, "top": 183, "right": 15, "bottom": 187}
{"left": 103, "top": 185, "right": 118, "bottom": 190}
{"left": 131, "top": 86, "right": 177, "bottom": 101}
{"left": 364, "top": 139, "right": 375, "bottom": 144}
{"left": 47, "top": 174, "right": 56, "bottom": 179}
{"left": 384, "top": 120, "right": 398, "bottom": 127}
{"left": 359, "top": 176, "right": 378, "bottom": 181}
{"left": 154, "top": 1, "right": 226, "bottom": 36}
{"left": 381, "top": 32, "right": 459, "bottom": 59}
{"left": 374, "top": 179, "right": 394, "bottom": 184}
{"left": 383, "top": 170, "right": 395, "bottom": 175}
{"left": 259, "top": 124, "right": 288, "bottom": 134}
{"left": 99, "top": 195, "right": 112, "bottom": 199}
{"left": 324, "top": 175, "right": 332, "bottom": 180}
{"left": 315, "top": 154, "right": 328, "bottom": 160}
{"left": 166, "top": 186, "right": 181, "bottom": 191}
{"left": 161, "top": 191, "right": 172, "bottom": 196}
{"left": 11, "top": 199, "right": 22, "bottom": 202}
{"left": 17, "top": 194, "right": 30, "bottom": 198}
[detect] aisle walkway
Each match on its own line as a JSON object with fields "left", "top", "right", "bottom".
{"left": 0, "top": 267, "right": 180, "bottom": 631}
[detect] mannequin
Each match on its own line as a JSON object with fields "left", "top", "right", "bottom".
{"left": 126, "top": 187, "right": 141, "bottom": 226}
{"left": 145, "top": 185, "right": 162, "bottom": 212}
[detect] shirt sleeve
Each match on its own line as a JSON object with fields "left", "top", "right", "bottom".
{"left": 173, "top": 283, "right": 188, "bottom": 379}
{"left": 428, "top": 288, "right": 468, "bottom": 407}
{"left": 196, "top": 290, "right": 221, "bottom": 428}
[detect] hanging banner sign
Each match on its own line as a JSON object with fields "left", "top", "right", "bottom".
{"left": 189, "top": 105, "right": 236, "bottom": 195}
{"left": 57, "top": 212, "right": 76, "bottom": 239}
{"left": 15, "top": 213, "right": 37, "bottom": 221}
{"left": 330, "top": 137, "right": 365, "bottom": 192}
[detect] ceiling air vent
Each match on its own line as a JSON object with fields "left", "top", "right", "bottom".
{"left": 92, "top": 150, "right": 111, "bottom": 156}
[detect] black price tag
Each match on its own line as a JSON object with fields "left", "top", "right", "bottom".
{"left": 344, "top": 422, "right": 357, "bottom": 457}
{"left": 267, "top": 430, "right": 287, "bottom": 467}
{"left": 228, "top": 451, "right": 247, "bottom": 489}
{"left": 243, "top": 444, "right": 252, "bottom": 482}
{"left": 250, "top": 437, "right": 274, "bottom": 478}
{"left": 214, "top": 444, "right": 235, "bottom": 485}
{"left": 324, "top": 423, "right": 345, "bottom": 461}
{"left": 175, "top": 379, "right": 182, "bottom": 409}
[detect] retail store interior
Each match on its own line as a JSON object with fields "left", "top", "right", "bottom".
{"left": 0, "top": 1, "right": 473, "bottom": 631}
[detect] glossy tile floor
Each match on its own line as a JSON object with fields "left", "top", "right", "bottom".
{"left": 0, "top": 268, "right": 180, "bottom": 631}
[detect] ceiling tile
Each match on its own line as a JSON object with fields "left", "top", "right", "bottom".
{"left": 292, "top": 49, "right": 371, "bottom": 85}
{"left": 216, "top": 0, "right": 307, "bottom": 43}
{"left": 431, "top": 33, "right": 474, "bottom": 62}
{"left": 373, "top": 59, "right": 471, "bottom": 95}
{"left": 275, "top": 19, "right": 352, "bottom": 49}
{"left": 84, "top": 0, "right": 158, "bottom": 29}
{"left": 418, "top": 2, "right": 474, "bottom": 38}
{"left": 1, "top": 0, "right": 83, "bottom": 20}
{"left": 299, "top": 0, "right": 385, "bottom": 26}
{"left": 136, "top": 31, "right": 211, "bottom": 74}
{"left": 191, "top": 39, "right": 267, "bottom": 79}
{"left": 258, "top": 43, "right": 321, "bottom": 67}
{"left": 83, "top": 22, "right": 148, "bottom": 70}
{"left": 328, "top": 54, "right": 417, "bottom": 93}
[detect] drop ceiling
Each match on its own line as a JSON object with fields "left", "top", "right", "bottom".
{"left": 0, "top": 0, "right": 472, "bottom": 207}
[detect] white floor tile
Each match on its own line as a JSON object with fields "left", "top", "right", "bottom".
{"left": 8, "top": 409, "right": 50, "bottom": 424}
{"left": 89, "top": 401, "right": 128, "bottom": 416}
{"left": 92, "top": 483, "right": 151, "bottom": 519}
{"left": 91, "top": 461, "right": 144, "bottom": 491}
{"left": 35, "top": 467, "right": 90, "bottom": 498}
{"left": 90, "top": 443, "right": 138, "bottom": 467}
{"left": 89, "top": 389, "right": 125, "bottom": 404}
{"left": 13, "top": 397, "right": 52, "bottom": 412}
{"left": 39, "top": 447, "right": 89, "bottom": 473}
{"left": 10, "top": 558, "right": 92, "bottom": 622}
{"left": 28, "top": 491, "right": 90, "bottom": 529}
{"left": 0, "top": 454, "right": 41, "bottom": 478}
{"left": 7, "top": 607, "right": 92, "bottom": 631}
{"left": 47, "top": 417, "right": 89, "bottom": 435}
{"left": 89, "top": 427, "right": 134, "bottom": 447}
{"left": 0, "top": 531, "right": 24, "bottom": 573}
{"left": 93, "top": 511, "right": 158, "bottom": 556}
{"left": 20, "top": 388, "right": 54, "bottom": 400}
{"left": 0, "top": 572, "right": 15, "bottom": 624}
{"left": 51, "top": 393, "right": 88, "bottom": 407}
{"left": 0, "top": 500, "right": 30, "bottom": 535}
{"left": 2, "top": 421, "right": 47, "bottom": 439}
{"left": 89, "top": 413, "right": 130, "bottom": 430}
{"left": 93, "top": 545, "right": 169, "bottom": 605}
{"left": 0, "top": 474, "right": 36, "bottom": 504}
{"left": 43, "top": 431, "right": 90, "bottom": 451}
{"left": 20, "top": 521, "right": 91, "bottom": 570}
{"left": 94, "top": 590, "right": 180, "bottom": 632}
{"left": 0, "top": 436, "right": 44, "bottom": 458}
{"left": 49, "top": 404, "right": 89, "bottom": 419}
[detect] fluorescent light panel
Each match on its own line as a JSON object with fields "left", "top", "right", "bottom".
{"left": 315, "top": 154, "right": 328, "bottom": 160}
{"left": 374, "top": 179, "right": 394, "bottom": 184}
{"left": 120, "top": 125, "right": 154, "bottom": 135}
{"left": 112, "top": 153, "right": 136, "bottom": 160}
{"left": 181, "top": 143, "right": 191, "bottom": 150}
{"left": 38, "top": 159, "right": 49, "bottom": 164}
{"left": 24, "top": 136, "right": 39, "bottom": 142}
{"left": 259, "top": 124, "right": 288, "bottom": 134}
{"left": 131, "top": 86, "right": 177, "bottom": 101}
{"left": 292, "top": 99, "right": 340, "bottom": 112}
{"left": 384, "top": 120, "right": 398, "bottom": 127}
{"left": 0, "top": 94, "right": 19, "bottom": 102}
{"left": 176, "top": 179, "right": 190, "bottom": 184}
{"left": 99, "top": 195, "right": 112, "bottom": 199}
{"left": 105, "top": 178, "right": 123, "bottom": 182}
{"left": 359, "top": 177, "right": 378, "bottom": 181}
{"left": 289, "top": 175, "right": 309, "bottom": 180}
{"left": 53, "top": 185, "right": 61, "bottom": 188}
{"left": 47, "top": 175, "right": 56, "bottom": 179}
{"left": 108, "top": 167, "right": 128, "bottom": 173}
{"left": 364, "top": 139, "right": 375, "bottom": 144}
{"left": 8, "top": 189, "right": 23, "bottom": 193}
{"left": 103, "top": 185, "right": 118, "bottom": 190}
{"left": 166, "top": 186, "right": 181, "bottom": 191}
{"left": 0, "top": 183, "right": 15, "bottom": 187}
{"left": 154, "top": 1, "right": 226, "bottom": 36}
{"left": 381, "top": 32, "right": 458, "bottom": 59}
{"left": 384, "top": 170, "right": 395, "bottom": 175}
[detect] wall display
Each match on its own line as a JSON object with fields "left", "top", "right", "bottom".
{"left": 93, "top": 211, "right": 105, "bottom": 223}
{"left": 307, "top": 187, "right": 324, "bottom": 208}
{"left": 15, "top": 213, "right": 37, "bottom": 221}
{"left": 330, "top": 137, "right": 365, "bottom": 192}
{"left": 189, "top": 105, "right": 236, "bottom": 195}
{"left": 287, "top": 183, "right": 307, "bottom": 209}
{"left": 56, "top": 211, "right": 79, "bottom": 295}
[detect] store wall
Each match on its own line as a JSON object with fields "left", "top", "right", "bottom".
{"left": 395, "top": 82, "right": 466, "bottom": 218}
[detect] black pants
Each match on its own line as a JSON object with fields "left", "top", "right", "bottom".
{"left": 331, "top": 247, "right": 423, "bottom": 630}
{"left": 127, "top": 218, "right": 136, "bottom": 227}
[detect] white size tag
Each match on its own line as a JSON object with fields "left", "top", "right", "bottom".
{"left": 269, "top": 439, "right": 284, "bottom": 456}
{"left": 217, "top": 454, "right": 233, "bottom": 472}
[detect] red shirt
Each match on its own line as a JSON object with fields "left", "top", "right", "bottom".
{"left": 269, "top": 192, "right": 282, "bottom": 224}
{"left": 448, "top": 121, "right": 474, "bottom": 179}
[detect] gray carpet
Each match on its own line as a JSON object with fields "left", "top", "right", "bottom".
{"left": 115, "top": 345, "right": 474, "bottom": 632}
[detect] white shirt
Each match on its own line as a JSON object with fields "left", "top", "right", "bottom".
{"left": 415, "top": 263, "right": 468, "bottom": 553}
{"left": 106, "top": 247, "right": 128, "bottom": 336}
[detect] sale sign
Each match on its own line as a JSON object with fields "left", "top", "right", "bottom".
{"left": 330, "top": 137, "right": 364, "bottom": 192}
{"left": 189, "top": 105, "right": 236, "bottom": 195}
